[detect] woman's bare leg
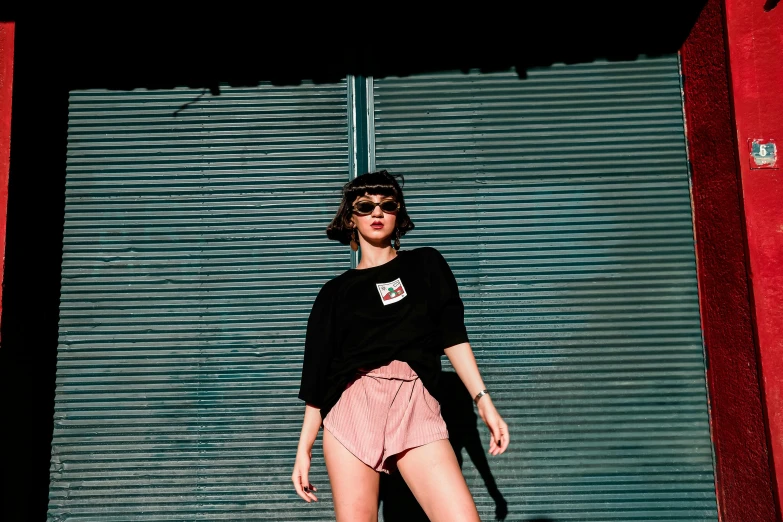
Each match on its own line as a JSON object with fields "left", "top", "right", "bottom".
{"left": 323, "top": 428, "right": 381, "bottom": 522}
{"left": 395, "top": 439, "right": 480, "bottom": 522}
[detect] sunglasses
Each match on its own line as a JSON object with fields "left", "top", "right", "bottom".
{"left": 352, "top": 199, "right": 400, "bottom": 216}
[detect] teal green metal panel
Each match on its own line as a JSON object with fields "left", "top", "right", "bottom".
{"left": 53, "top": 57, "right": 718, "bottom": 521}
{"left": 373, "top": 56, "right": 718, "bottom": 521}
{"left": 51, "top": 83, "right": 349, "bottom": 520}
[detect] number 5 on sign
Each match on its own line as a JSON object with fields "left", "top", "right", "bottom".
{"left": 749, "top": 139, "right": 778, "bottom": 169}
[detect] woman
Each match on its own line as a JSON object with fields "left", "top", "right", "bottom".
{"left": 292, "top": 170, "right": 509, "bottom": 521}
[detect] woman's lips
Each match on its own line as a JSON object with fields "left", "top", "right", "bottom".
{"left": 371, "top": 221, "right": 384, "bottom": 230}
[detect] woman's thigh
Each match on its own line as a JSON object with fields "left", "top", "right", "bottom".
{"left": 395, "top": 439, "right": 480, "bottom": 522}
{"left": 323, "top": 427, "right": 381, "bottom": 522}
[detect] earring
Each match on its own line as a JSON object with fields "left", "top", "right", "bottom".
{"left": 350, "top": 228, "right": 359, "bottom": 252}
{"left": 394, "top": 228, "right": 401, "bottom": 250}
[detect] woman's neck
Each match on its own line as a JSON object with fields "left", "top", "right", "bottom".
{"left": 356, "top": 244, "right": 397, "bottom": 270}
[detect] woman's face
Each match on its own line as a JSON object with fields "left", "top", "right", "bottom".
{"left": 350, "top": 193, "right": 398, "bottom": 246}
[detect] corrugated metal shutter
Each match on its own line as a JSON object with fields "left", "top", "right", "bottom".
{"left": 51, "top": 83, "right": 349, "bottom": 520}
{"left": 373, "top": 56, "right": 718, "bottom": 521}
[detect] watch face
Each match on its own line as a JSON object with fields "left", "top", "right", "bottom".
{"left": 376, "top": 278, "right": 407, "bottom": 306}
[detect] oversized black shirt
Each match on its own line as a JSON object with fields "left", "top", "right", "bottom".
{"left": 298, "top": 247, "right": 469, "bottom": 419}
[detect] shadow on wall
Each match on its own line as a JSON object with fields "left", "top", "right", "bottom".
{"left": 380, "top": 372, "right": 513, "bottom": 521}
{"left": 2, "top": 4, "right": 708, "bottom": 90}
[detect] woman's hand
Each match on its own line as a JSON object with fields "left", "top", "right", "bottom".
{"left": 292, "top": 449, "right": 318, "bottom": 502}
{"left": 477, "top": 396, "right": 510, "bottom": 456}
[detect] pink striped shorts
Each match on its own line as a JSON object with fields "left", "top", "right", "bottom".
{"left": 323, "top": 360, "right": 449, "bottom": 474}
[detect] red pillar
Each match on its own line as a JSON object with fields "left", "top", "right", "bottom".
{"left": 681, "top": 0, "right": 778, "bottom": 519}
{"left": 0, "top": 21, "right": 14, "bottom": 328}
{"left": 724, "top": 0, "right": 783, "bottom": 515}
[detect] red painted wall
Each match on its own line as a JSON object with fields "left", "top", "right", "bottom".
{"left": 724, "top": 0, "right": 783, "bottom": 515}
{"left": 0, "top": 21, "right": 14, "bottom": 327}
{"left": 681, "top": 1, "right": 778, "bottom": 520}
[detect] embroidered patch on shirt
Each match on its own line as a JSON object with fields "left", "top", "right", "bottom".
{"left": 376, "top": 278, "right": 407, "bottom": 306}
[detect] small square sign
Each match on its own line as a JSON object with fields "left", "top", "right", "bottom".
{"left": 749, "top": 139, "right": 777, "bottom": 169}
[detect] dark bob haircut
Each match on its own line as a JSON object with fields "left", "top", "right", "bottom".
{"left": 326, "top": 170, "right": 415, "bottom": 245}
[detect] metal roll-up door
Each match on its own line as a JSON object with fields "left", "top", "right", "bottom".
{"left": 51, "top": 83, "right": 349, "bottom": 520}
{"left": 373, "top": 56, "right": 718, "bottom": 520}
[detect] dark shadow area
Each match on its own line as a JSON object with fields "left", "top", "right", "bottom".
{"left": 379, "top": 472, "right": 429, "bottom": 521}
{"left": 380, "top": 372, "right": 508, "bottom": 521}
{"left": 0, "top": 20, "right": 69, "bottom": 522}
{"left": 0, "top": 4, "right": 708, "bottom": 520}
{"left": 438, "top": 372, "right": 508, "bottom": 521}
{"left": 2, "top": 4, "right": 707, "bottom": 90}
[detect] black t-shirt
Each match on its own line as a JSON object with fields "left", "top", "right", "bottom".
{"left": 298, "top": 247, "right": 469, "bottom": 419}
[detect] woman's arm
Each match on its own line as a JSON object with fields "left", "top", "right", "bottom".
{"left": 291, "top": 404, "right": 323, "bottom": 502}
{"left": 445, "top": 342, "right": 510, "bottom": 456}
